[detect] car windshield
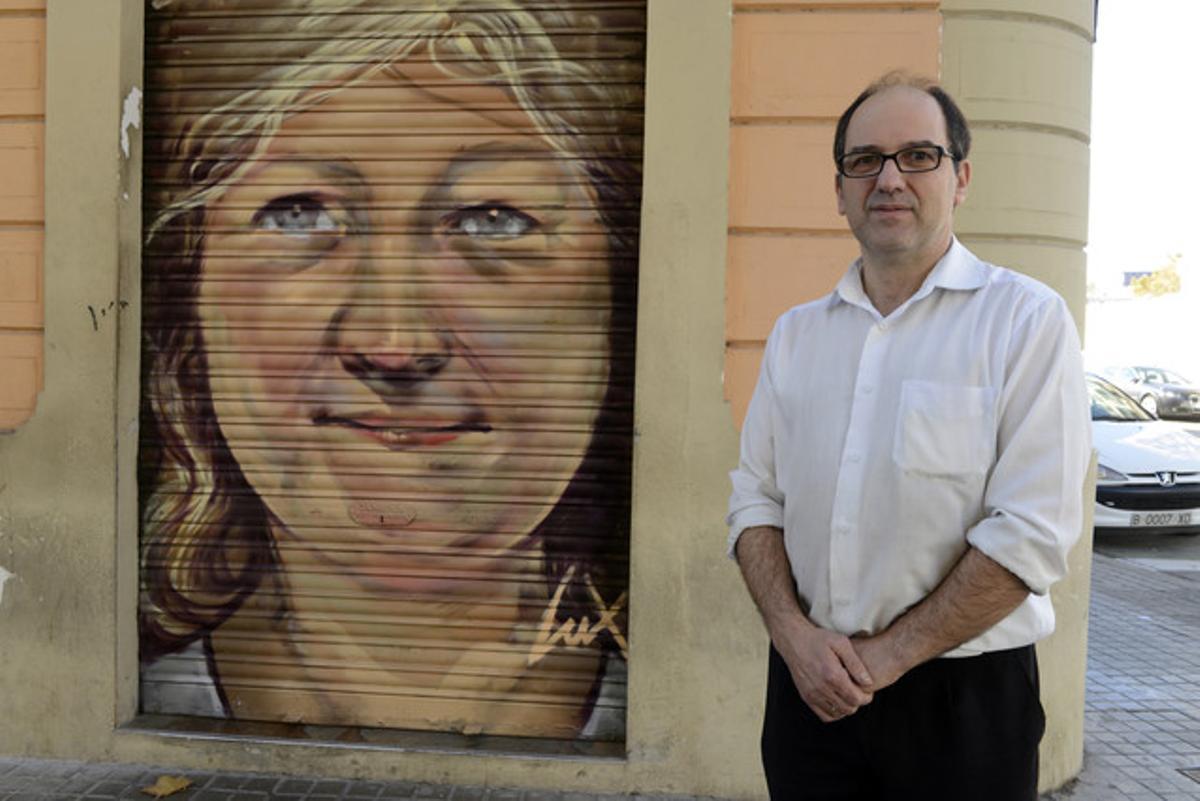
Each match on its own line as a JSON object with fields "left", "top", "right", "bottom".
{"left": 1089, "top": 377, "right": 1154, "bottom": 421}
{"left": 1137, "top": 367, "right": 1191, "bottom": 385}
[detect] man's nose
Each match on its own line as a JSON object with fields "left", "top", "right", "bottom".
{"left": 874, "top": 157, "right": 907, "bottom": 190}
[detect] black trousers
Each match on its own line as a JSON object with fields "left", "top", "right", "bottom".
{"left": 762, "top": 644, "right": 1045, "bottom": 800}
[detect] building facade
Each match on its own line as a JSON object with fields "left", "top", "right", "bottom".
{"left": 0, "top": 1, "right": 1093, "bottom": 797}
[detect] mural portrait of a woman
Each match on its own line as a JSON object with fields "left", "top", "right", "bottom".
{"left": 137, "top": 0, "right": 643, "bottom": 740}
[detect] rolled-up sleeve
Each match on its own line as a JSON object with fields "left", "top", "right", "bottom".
{"left": 727, "top": 323, "right": 786, "bottom": 559}
{"left": 966, "top": 295, "right": 1091, "bottom": 595}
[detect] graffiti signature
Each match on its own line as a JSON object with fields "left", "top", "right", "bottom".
{"left": 527, "top": 564, "right": 629, "bottom": 667}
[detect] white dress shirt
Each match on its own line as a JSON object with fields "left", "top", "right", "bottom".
{"left": 727, "top": 239, "right": 1090, "bottom": 656}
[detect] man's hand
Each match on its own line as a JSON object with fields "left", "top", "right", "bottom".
{"left": 776, "top": 620, "right": 875, "bottom": 723}
{"left": 734, "top": 527, "right": 876, "bottom": 722}
{"left": 851, "top": 632, "right": 907, "bottom": 693}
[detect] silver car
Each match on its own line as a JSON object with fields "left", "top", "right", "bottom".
{"left": 1101, "top": 365, "right": 1200, "bottom": 421}
{"left": 1090, "top": 375, "right": 1200, "bottom": 534}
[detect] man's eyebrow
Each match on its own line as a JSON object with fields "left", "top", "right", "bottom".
{"left": 845, "top": 139, "right": 942, "bottom": 154}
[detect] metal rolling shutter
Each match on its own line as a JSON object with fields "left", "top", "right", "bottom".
{"left": 137, "top": 0, "right": 643, "bottom": 742}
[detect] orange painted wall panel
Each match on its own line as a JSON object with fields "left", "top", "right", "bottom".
{"left": 730, "top": 123, "right": 840, "bottom": 231}
{"left": 726, "top": 234, "right": 858, "bottom": 342}
{"left": 726, "top": 3, "right": 943, "bottom": 426}
{"left": 0, "top": 231, "right": 42, "bottom": 328}
{"left": 725, "top": 345, "right": 764, "bottom": 425}
{"left": 0, "top": 331, "right": 41, "bottom": 430}
{"left": 0, "top": 18, "right": 45, "bottom": 116}
{"left": 0, "top": 2, "right": 44, "bottom": 432}
{"left": 0, "top": 123, "right": 43, "bottom": 221}
{"left": 732, "top": 11, "right": 941, "bottom": 119}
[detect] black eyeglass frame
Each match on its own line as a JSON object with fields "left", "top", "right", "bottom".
{"left": 835, "top": 145, "right": 956, "bottom": 178}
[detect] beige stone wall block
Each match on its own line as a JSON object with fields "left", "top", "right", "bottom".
{"left": 0, "top": 1, "right": 46, "bottom": 9}
{"left": 735, "top": 0, "right": 937, "bottom": 7}
{"left": 1036, "top": 457, "right": 1096, "bottom": 791}
{"left": 957, "top": 238, "right": 1086, "bottom": 331}
{"left": 942, "top": 17, "right": 1091, "bottom": 136}
{"left": 0, "top": 122, "right": 43, "bottom": 221}
{"left": 0, "top": 231, "right": 43, "bottom": 328}
{"left": 725, "top": 345, "right": 764, "bottom": 428}
{"left": 726, "top": 234, "right": 856, "bottom": 341}
{"left": 730, "top": 123, "right": 840, "bottom": 230}
{"left": 955, "top": 129, "right": 1088, "bottom": 245}
{"left": 0, "top": 330, "right": 41, "bottom": 430}
{"left": 941, "top": 0, "right": 1095, "bottom": 37}
{"left": 732, "top": 11, "right": 941, "bottom": 119}
{"left": 0, "top": 17, "right": 45, "bottom": 116}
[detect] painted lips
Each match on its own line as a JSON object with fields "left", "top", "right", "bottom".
{"left": 313, "top": 413, "right": 492, "bottom": 450}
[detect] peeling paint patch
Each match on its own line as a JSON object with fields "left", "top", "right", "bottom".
{"left": 0, "top": 566, "right": 13, "bottom": 607}
{"left": 120, "top": 87, "right": 143, "bottom": 159}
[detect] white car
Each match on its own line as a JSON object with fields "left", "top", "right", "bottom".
{"left": 1089, "top": 374, "right": 1200, "bottom": 534}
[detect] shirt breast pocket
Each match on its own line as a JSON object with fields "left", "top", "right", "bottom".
{"left": 893, "top": 380, "right": 997, "bottom": 478}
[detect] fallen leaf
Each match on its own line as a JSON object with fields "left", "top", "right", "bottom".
{"left": 140, "top": 775, "right": 193, "bottom": 798}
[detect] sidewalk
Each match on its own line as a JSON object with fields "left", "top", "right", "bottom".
{"left": 1042, "top": 553, "right": 1200, "bottom": 800}
{"left": 2, "top": 553, "right": 1198, "bottom": 801}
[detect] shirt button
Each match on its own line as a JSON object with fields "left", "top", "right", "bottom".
{"left": 846, "top": 453, "right": 862, "bottom": 464}
{"left": 861, "top": 385, "right": 874, "bottom": 394}
{"left": 835, "top": 523, "right": 850, "bottom": 534}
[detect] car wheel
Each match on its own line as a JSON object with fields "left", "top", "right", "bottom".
{"left": 1140, "top": 394, "right": 1159, "bottom": 416}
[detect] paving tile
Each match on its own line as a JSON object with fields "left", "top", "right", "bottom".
{"left": 275, "top": 780, "right": 317, "bottom": 797}
{"left": 448, "top": 788, "right": 487, "bottom": 801}
{"left": 85, "top": 780, "right": 132, "bottom": 798}
{"left": 485, "top": 790, "right": 524, "bottom": 801}
{"left": 312, "top": 781, "right": 351, "bottom": 797}
{"left": 229, "top": 779, "right": 271, "bottom": 795}
{"left": 192, "top": 791, "right": 233, "bottom": 801}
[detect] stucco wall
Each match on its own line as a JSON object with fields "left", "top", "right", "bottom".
{"left": 0, "top": 0, "right": 1094, "bottom": 796}
{"left": 0, "top": 0, "right": 45, "bottom": 430}
{"left": 0, "top": 1, "right": 756, "bottom": 798}
{"left": 724, "top": 0, "right": 1095, "bottom": 793}
{"left": 940, "top": 0, "right": 1096, "bottom": 790}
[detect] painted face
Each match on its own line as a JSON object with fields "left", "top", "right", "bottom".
{"left": 835, "top": 86, "right": 969, "bottom": 265}
{"left": 197, "top": 66, "right": 613, "bottom": 592}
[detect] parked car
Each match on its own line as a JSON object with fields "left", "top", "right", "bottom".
{"left": 1089, "top": 374, "right": 1200, "bottom": 534}
{"left": 1101, "top": 365, "right": 1200, "bottom": 421}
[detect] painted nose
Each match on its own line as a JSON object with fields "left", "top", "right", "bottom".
{"left": 335, "top": 300, "right": 454, "bottom": 399}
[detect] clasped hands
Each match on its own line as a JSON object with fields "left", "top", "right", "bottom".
{"left": 777, "top": 624, "right": 908, "bottom": 724}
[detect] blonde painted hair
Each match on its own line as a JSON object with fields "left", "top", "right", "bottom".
{"left": 140, "top": 0, "right": 644, "bottom": 657}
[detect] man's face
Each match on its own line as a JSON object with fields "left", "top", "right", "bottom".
{"left": 835, "top": 86, "right": 970, "bottom": 266}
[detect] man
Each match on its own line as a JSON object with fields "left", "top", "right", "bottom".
{"left": 726, "top": 72, "right": 1090, "bottom": 800}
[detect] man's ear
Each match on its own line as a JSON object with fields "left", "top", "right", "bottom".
{"left": 835, "top": 173, "right": 846, "bottom": 216}
{"left": 952, "top": 159, "right": 971, "bottom": 208}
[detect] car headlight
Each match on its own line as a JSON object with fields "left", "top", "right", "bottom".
{"left": 1096, "top": 463, "right": 1129, "bottom": 482}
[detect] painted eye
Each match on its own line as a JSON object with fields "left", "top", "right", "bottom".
{"left": 252, "top": 194, "right": 342, "bottom": 236}
{"left": 442, "top": 204, "right": 540, "bottom": 240}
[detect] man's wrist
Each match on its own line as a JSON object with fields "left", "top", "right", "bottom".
{"left": 766, "top": 607, "right": 817, "bottom": 649}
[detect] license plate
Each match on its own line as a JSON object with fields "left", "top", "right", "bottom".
{"left": 1130, "top": 511, "right": 1194, "bottom": 527}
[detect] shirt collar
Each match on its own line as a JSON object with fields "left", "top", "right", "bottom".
{"left": 829, "top": 237, "right": 988, "bottom": 312}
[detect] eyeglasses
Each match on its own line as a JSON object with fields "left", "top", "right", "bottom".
{"left": 836, "top": 145, "right": 953, "bottom": 178}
